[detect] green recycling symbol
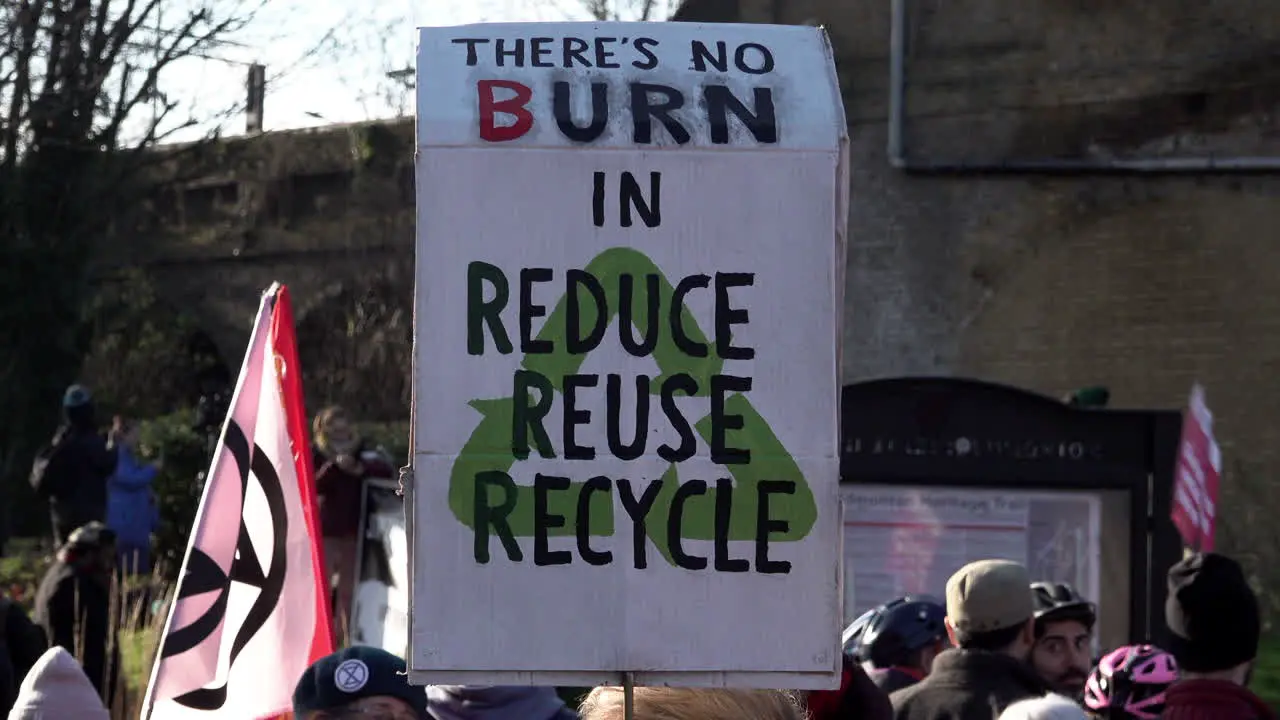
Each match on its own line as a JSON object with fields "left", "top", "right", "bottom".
{"left": 449, "top": 247, "right": 816, "bottom": 566}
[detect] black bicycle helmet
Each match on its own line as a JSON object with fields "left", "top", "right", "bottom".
{"left": 1031, "top": 581, "right": 1097, "bottom": 632}
{"left": 841, "top": 607, "right": 879, "bottom": 661}
{"left": 857, "top": 596, "right": 947, "bottom": 668}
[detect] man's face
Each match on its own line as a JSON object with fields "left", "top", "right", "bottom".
{"left": 1031, "top": 618, "right": 1092, "bottom": 695}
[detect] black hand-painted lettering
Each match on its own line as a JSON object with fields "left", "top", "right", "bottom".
{"left": 554, "top": 81, "right": 608, "bottom": 143}
{"left": 467, "top": 261, "right": 512, "bottom": 355}
{"left": 512, "top": 370, "right": 555, "bottom": 459}
{"left": 563, "top": 373, "right": 598, "bottom": 460}
{"left": 531, "top": 37, "right": 554, "bottom": 67}
{"left": 714, "top": 272, "right": 755, "bottom": 359}
{"left": 451, "top": 38, "right": 489, "bottom": 66}
{"left": 668, "top": 480, "right": 708, "bottom": 570}
{"left": 713, "top": 478, "right": 749, "bottom": 572}
{"left": 567, "top": 269, "right": 607, "bottom": 353}
{"left": 594, "top": 172, "right": 662, "bottom": 227}
{"left": 592, "top": 171, "right": 606, "bottom": 227}
{"left": 578, "top": 476, "right": 613, "bottom": 565}
{"left": 632, "top": 37, "right": 659, "bottom": 69}
{"left": 618, "top": 273, "right": 659, "bottom": 356}
{"left": 564, "top": 37, "right": 591, "bottom": 67}
{"left": 690, "top": 40, "right": 728, "bottom": 72}
{"left": 705, "top": 86, "right": 777, "bottom": 144}
{"left": 670, "top": 274, "right": 710, "bottom": 356}
{"left": 474, "top": 471, "right": 521, "bottom": 563}
{"left": 618, "top": 478, "right": 664, "bottom": 569}
{"left": 594, "top": 37, "right": 620, "bottom": 68}
{"left": 534, "top": 474, "right": 572, "bottom": 566}
{"left": 606, "top": 373, "right": 648, "bottom": 460}
{"left": 658, "top": 374, "right": 698, "bottom": 463}
{"left": 495, "top": 38, "right": 525, "bottom": 67}
{"left": 710, "top": 375, "right": 753, "bottom": 464}
{"left": 734, "top": 42, "right": 775, "bottom": 74}
{"left": 619, "top": 171, "right": 661, "bottom": 228}
{"left": 756, "top": 480, "right": 795, "bottom": 574}
{"left": 630, "top": 83, "right": 691, "bottom": 144}
{"left": 519, "top": 267, "right": 553, "bottom": 354}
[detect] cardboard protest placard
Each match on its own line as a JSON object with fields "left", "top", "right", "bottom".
{"left": 411, "top": 21, "right": 848, "bottom": 688}
{"left": 352, "top": 479, "right": 410, "bottom": 655}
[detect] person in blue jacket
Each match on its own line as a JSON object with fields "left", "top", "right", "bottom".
{"left": 105, "top": 416, "right": 162, "bottom": 576}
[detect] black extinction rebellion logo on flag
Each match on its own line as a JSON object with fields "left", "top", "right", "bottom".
{"left": 159, "top": 419, "right": 290, "bottom": 711}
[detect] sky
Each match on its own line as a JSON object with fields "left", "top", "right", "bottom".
{"left": 150, "top": 0, "right": 673, "bottom": 144}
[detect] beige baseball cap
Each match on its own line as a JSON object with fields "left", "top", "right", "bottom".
{"left": 945, "top": 559, "right": 1034, "bottom": 634}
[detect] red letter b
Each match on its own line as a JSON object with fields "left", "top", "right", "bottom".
{"left": 477, "top": 80, "right": 533, "bottom": 142}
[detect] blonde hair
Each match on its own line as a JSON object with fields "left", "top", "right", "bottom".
{"left": 998, "top": 694, "right": 1088, "bottom": 720}
{"left": 580, "top": 686, "right": 803, "bottom": 720}
{"left": 313, "top": 405, "right": 358, "bottom": 456}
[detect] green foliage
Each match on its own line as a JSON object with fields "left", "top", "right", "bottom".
{"left": 0, "top": 537, "right": 50, "bottom": 611}
{"left": 0, "top": 244, "right": 96, "bottom": 540}
{"left": 296, "top": 282, "right": 411, "bottom": 423}
{"left": 0, "top": 270, "right": 207, "bottom": 540}
{"left": 81, "top": 270, "right": 204, "bottom": 418}
{"left": 355, "top": 421, "right": 410, "bottom": 469}
{"left": 137, "top": 410, "right": 207, "bottom": 581}
{"left": 348, "top": 123, "right": 403, "bottom": 173}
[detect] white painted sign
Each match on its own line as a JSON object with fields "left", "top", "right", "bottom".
{"left": 412, "top": 21, "right": 848, "bottom": 689}
{"left": 351, "top": 479, "right": 410, "bottom": 656}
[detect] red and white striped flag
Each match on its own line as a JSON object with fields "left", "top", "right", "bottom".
{"left": 1170, "top": 384, "right": 1222, "bottom": 553}
{"left": 141, "top": 284, "right": 334, "bottom": 719}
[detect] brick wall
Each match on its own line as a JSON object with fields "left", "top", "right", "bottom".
{"left": 675, "top": 0, "right": 1280, "bottom": 586}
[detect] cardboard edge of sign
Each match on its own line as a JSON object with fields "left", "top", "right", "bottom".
{"left": 406, "top": 670, "right": 839, "bottom": 690}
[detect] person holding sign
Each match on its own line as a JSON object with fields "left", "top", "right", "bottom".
{"left": 312, "top": 406, "right": 395, "bottom": 641}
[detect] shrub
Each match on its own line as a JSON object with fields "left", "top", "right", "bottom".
{"left": 137, "top": 410, "right": 207, "bottom": 581}
{"left": 356, "top": 421, "right": 410, "bottom": 469}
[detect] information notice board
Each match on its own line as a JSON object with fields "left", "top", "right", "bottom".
{"left": 838, "top": 377, "right": 1181, "bottom": 650}
{"left": 412, "top": 22, "right": 849, "bottom": 688}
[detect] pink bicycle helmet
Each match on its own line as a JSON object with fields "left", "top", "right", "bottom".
{"left": 1084, "top": 644, "right": 1177, "bottom": 719}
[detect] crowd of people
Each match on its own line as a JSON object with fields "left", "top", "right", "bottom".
{"left": 833, "top": 554, "right": 1270, "bottom": 719}
{"left": 3, "top": 551, "right": 1267, "bottom": 719}
{"left": 0, "top": 384, "right": 397, "bottom": 715}
{"left": 1, "top": 383, "right": 1273, "bottom": 719}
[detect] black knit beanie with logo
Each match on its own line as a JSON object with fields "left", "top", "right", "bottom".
{"left": 1165, "top": 552, "right": 1261, "bottom": 673}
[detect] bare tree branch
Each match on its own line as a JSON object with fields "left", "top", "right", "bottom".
{"left": 0, "top": 0, "right": 301, "bottom": 542}
{"left": 581, "top": 0, "right": 669, "bottom": 21}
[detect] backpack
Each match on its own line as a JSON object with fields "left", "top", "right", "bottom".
{"left": 29, "top": 433, "right": 73, "bottom": 498}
